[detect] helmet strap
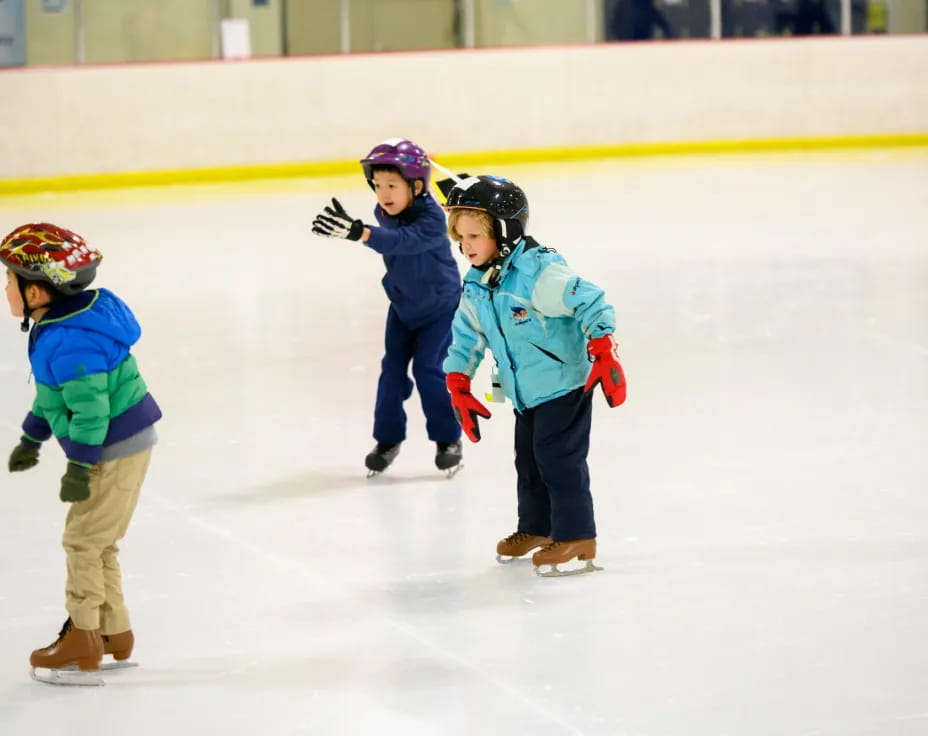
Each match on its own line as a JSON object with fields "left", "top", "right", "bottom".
{"left": 16, "top": 275, "right": 32, "bottom": 333}
{"left": 481, "top": 219, "right": 520, "bottom": 288}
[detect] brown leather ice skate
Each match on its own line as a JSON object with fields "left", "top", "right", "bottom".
{"left": 532, "top": 539, "right": 603, "bottom": 577}
{"left": 103, "top": 630, "right": 134, "bottom": 661}
{"left": 496, "top": 531, "right": 553, "bottom": 562}
{"left": 30, "top": 618, "right": 103, "bottom": 671}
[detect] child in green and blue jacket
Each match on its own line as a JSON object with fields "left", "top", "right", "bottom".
{"left": 2, "top": 223, "right": 161, "bottom": 675}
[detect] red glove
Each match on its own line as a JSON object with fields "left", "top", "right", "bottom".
{"left": 446, "top": 372, "right": 492, "bottom": 443}
{"left": 583, "top": 335, "right": 626, "bottom": 407}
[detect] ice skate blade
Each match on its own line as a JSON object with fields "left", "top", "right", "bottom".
{"left": 102, "top": 660, "right": 138, "bottom": 672}
{"left": 443, "top": 463, "right": 463, "bottom": 479}
{"left": 30, "top": 666, "right": 105, "bottom": 687}
{"left": 63, "top": 660, "right": 138, "bottom": 673}
{"left": 534, "top": 559, "right": 603, "bottom": 577}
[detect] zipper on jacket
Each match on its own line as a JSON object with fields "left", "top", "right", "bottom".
{"left": 488, "top": 289, "right": 525, "bottom": 409}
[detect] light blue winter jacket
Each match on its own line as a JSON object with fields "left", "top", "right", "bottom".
{"left": 443, "top": 237, "right": 615, "bottom": 411}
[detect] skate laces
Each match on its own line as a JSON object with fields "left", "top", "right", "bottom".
{"left": 44, "top": 617, "right": 72, "bottom": 648}
{"left": 540, "top": 540, "right": 563, "bottom": 551}
{"left": 504, "top": 531, "right": 534, "bottom": 545}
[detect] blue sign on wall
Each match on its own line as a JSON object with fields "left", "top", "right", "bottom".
{"left": 0, "top": 0, "right": 26, "bottom": 67}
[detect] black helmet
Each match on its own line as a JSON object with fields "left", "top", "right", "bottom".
{"left": 444, "top": 176, "right": 529, "bottom": 255}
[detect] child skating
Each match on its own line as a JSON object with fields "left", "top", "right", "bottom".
{"left": 3, "top": 223, "right": 162, "bottom": 683}
{"left": 311, "top": 138, "right": 463, "bottom": 477}
{"left": 440, "top": 176, "right": 626, "bottom": 575}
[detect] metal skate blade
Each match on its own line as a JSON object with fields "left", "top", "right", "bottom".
{"left": 101, "top": 660, "right": 139, "bottom": 672}
{"left": 444, "top": 463, "right": 463, "bottom": 479}
{"left": 30, "top": 666, "right": 105, "bottom": 687}
{"left": 62, "top": 660, "right": 138, "bottom": 673}
{"left": 534, "top": 559, "right": 604, "bottom": 577}
{"left": 496, "top": 553, "right": 534, "bottom": 564}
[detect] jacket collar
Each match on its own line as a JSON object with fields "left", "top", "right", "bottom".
{"left": 379, "top": 193, "right": 431, "bottom": 225}
{"left": 30, "top": 290, "right": 98, "bottom": 340}
{"left": 463, "top": 237, "right": 539, "bottom": 288}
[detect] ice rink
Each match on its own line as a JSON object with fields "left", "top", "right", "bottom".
{"left": 0, "top": 149, "right": 926, "bottom": 735}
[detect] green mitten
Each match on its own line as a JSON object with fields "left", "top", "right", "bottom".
{"left": 60, "top": 462, "right": 91, "bottom": 503}
{"left": 8, "top": 441, "right": 40, "bottom": 472}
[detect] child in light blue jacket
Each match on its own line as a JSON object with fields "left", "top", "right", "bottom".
{"left": 441, "top": 176, "right": 626, "bottom": 576}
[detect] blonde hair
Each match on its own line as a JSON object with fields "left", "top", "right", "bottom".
{"left": 447, "top": 209, "right": 495, "bottom": 243}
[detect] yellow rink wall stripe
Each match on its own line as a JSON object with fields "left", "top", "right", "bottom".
{"left": 2, "top": 133, "right": 927, "bottom": 196}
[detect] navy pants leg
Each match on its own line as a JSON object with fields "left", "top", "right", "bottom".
{"left": 411, "top": 310, "right": 461, "bottom": 443}
{"left": 373, "top": 306, "right": 414, "bottom": 444}
{"left": 513, "top": 388, "right": 596, "bottom": 541}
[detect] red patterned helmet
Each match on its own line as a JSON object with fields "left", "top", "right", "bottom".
{"left": 0, "top": 223, "right": 102, "bottom": 295}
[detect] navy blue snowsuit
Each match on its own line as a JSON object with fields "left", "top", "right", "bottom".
{"left": 364, "top": 193, "right": 462, "bottom": 445}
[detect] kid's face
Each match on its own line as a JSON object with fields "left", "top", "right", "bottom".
{"left": 372, "top": 169, "right": 414, "bottom": 216}
{"left": 5, "top": 269, "right": 24, "bottom": 318}
{"left": 455, "top": 214, "right": 498, "bottom": 267}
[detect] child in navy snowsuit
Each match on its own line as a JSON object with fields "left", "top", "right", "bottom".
{"left": 312, "top": 138, "right": 463, "bottom": 475}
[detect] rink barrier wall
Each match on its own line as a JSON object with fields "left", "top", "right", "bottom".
{"left": 2, "top": 133, "right": 927, "bottom": 196}
{"left": 2, "top": 35, "right": 927, "bottom": 195}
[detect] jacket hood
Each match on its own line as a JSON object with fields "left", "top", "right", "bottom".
{"left": 35, "top": 288, "right": 140, "bottom": 348}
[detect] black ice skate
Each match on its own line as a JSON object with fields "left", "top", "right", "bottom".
{"left": 365, "top": 442, "right": 400, "bottom": 477}
{"left": 435, "top": 441, "right": 463, "bottom": 478}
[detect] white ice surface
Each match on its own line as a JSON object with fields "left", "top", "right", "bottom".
{"left": 0, "top": 150, "right": 926, "bottom": 735}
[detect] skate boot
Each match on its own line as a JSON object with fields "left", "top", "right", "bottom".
{"left": 532, "top": 539, "right": 603, "bottom": 577}
{"left": 100, "top": 629, "right": 138, "bottom": 671}
{"left": 496, "top": 531, "right": 553, "bottom": 563}
{"left": 103, "top": 629, "right": 134, "bottom": 661}
{"left": 30, "top": 618, "right": 104, "bottom": 686}
{"left": 435, "top": 440, "right": 463, "bottom": 477}
{"left": 365, "top": 442, "right": 400, "bottom": 477}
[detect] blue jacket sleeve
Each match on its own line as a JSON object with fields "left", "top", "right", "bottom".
{"left": 365, "top": 212, "right": 449, "bottom": 256}
{"left": 442, "top": 296, "right": 488, "bottom": 378}
{"left": 22, "top": 410, "right": 52, "bottom": 445}
{"left": 530, "top": 261, "right": 616, "bottom": 338}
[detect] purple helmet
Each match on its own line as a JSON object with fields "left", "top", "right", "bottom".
{"left": 360, "top": 138, "right": 431, "bottom": 189}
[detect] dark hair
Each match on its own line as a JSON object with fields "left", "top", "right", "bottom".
{"left": 369, "top": 164, "right": 403, "bottom": 177}
{"left": 17, "top": 275, "right": 69, "bottom": 304}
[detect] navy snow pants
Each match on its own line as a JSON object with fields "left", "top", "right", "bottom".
{"left": 373, "top": 305, "right": 461, "bottom": 445}
{"left": 514, "top": 387, "right": 596, "bottom": 541}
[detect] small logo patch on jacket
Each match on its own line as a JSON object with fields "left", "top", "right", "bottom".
{"left": 510, "top": 306, "right": 531, "bottom": 326}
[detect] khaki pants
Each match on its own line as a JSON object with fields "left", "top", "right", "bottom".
{"left": 62, "top": 448, "right": 151, "bottom": 633}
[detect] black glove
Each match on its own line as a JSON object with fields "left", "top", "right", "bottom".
{"left": 312, "top": 198, "right": 364, "bottom": 241}
{"left": 8, "top": 440, "right": 40, "bottom": 472}
{"left": 60, "top": 462, "right": 91, "bottom": 503}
